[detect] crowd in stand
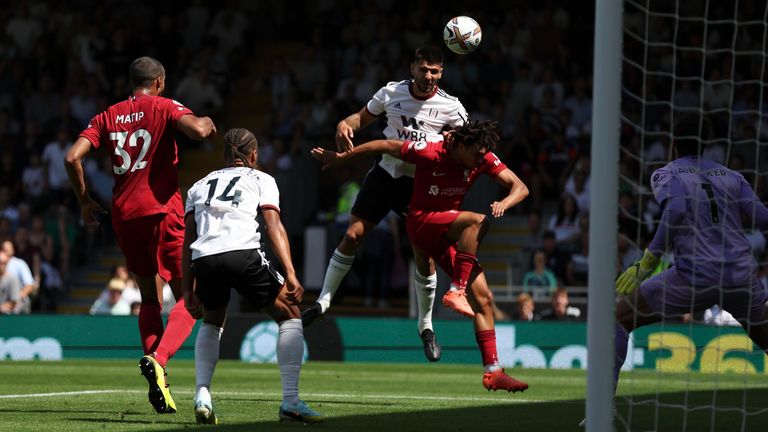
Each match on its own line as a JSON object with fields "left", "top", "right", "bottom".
{"left": 3, "top": 0, "right": 767, "bottom": 321}
{"left": 0, "top": 0, "right": 252, "bottom": 313}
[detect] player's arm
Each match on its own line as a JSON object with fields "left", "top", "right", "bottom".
{"left": 262, "top": 208, "right": 303, "bottom": 304}
{"left": 64, "top": 137, "right": 106, "bottom": 226}
{"left": 335, "top": 107, "right": 378, "bottom": 152}
{"left": 738, "top": 178, "right": 768, "bottom": 233}
{"left": 616, "top": 181, "right": 686, "bottom": 295}
{"left": 181, "top": 212, "right": 202, "bottom": 319}
{"left": 490, "top": 168, "right": 529, "bottom": 218}
{"left": 311, "top": 139, "right": 403, "bottom": 170}
{"left": 176, "top": 114, "right": 217, "bottom": 141}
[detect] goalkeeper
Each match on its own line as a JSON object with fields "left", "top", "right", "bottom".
{"left": 613, "top": 118, "right": 768, "bottom": 393}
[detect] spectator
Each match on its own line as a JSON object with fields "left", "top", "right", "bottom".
{"left": 89, "top": 277, "right": 131, "bottom": 315}
{"left": 563, "top": 77, "right": 592, "bottom": 131}
{"left": 515, "top": 292, "right": 537, "bottom": 321}
{"left": 539, "top": 230, "right": 571, "bottom": 282}
{"left": 522, "top": 210, "right": 544, "bottom": 256}
{"left": 0, "top": 250, "right": 21, "bottom": 314}
{"left": 1, "top": 240, "right": 35, "bottom": 314}
{"left": 174, "top": 67, "right": 223, "bottom": 117}
{"left": 522, "top": 250, "right": 558, "bottom": 301}
{"left": 548, "top": 193, "right": 581, "bottom": 249}
{"left": 130, "top": 301, "right": 141, "bottom": 316}
{"left": 540, "top": 287, "right": 581, "bottom": 321}
{"left": 41, "top": 127, "right": 73, "bottom": 205}
{"left": 567, "top": 231, "right": 590, "bottom": 286}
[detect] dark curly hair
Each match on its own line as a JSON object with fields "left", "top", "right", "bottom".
{"left": 450, "top": 120, "right": 499, "bottom": 151}
{"left": 224, "top": 128, "right": 258, "bottom": 167}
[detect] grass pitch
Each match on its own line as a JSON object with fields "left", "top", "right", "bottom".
{"left": 1, "top": 360, "right": 767, "bottom": 431}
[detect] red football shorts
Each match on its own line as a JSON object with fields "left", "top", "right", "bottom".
{"left": 406, "top": 210, "right": 460, "bottom": 275}
{"left": 113, "top": 211, "right": 184, "bottom": 281}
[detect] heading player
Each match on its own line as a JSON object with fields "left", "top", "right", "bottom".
{"left": 64, "top": 56, "right": 216, "bottom": 414}
{"left": 604, "top": 118, "right": 768, "bottom": 424}
{"left": 302, "top": 46, "right": 469, "bottom": 362}
{"left": 311, "top": 120, "right": 530, "bottom": 392}
{"left": 182, "top": 128, "right": 323, "bottom": 425}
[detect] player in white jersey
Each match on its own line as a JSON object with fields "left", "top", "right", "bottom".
{"left": 182, "top": 128, "right": 324, "bottom": 425}
{"left": 302, "top": 46, "right": 469, "bottom": 362}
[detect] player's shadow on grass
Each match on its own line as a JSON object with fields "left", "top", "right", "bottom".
{"left": 150, "top": 387, "right": 768, "bottom": 432}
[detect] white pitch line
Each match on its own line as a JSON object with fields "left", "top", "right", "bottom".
{"left": 0, "top": 389, "right": 141, "bottom": 399}
{"left": 0, "top": 389, "right": 541, "bottom": 403}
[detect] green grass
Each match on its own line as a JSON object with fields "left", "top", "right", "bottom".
{"left": 1, "top": 360, "right": 767, "bottom": 431}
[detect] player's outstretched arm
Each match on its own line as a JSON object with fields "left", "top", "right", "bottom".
{"left": 177, "top": 114, "right": 217, "bottom": 141}
{"left": 335, "top": 107, "right": 377, "bottom": 152}
{"left": 311, "top": 139, "right": 403, "bottom": 170}
{"left": 262, "top": 208, "right": 303, "bottom": 305}
{"left": 64, "top": 137, "right": 107, "bottom": 226}
{"left": 489, "top": 168, "right": 529, "bottom": 217}
{"left": 181, "top": 212, "right": 202, "bottom": 319}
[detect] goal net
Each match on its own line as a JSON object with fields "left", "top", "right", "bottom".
{"left": 618, "top": 0, "right": 768, "bottom": 430}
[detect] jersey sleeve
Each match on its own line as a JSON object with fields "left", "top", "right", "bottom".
{"left": 79, "top": 112, "right": 106, "bottom": 149}
{"left": 400, "top": 140, "right": 436, "bottom": 166}
{"left": 447, "top": 100, "right": 469, "bottom": 128}
{"left": 650, "top": 167, "right": 675, "bottom": 204}
{"left": 163, "top": 98, "right": 195, "bottom": 122}
{"left": 184, "top": 183, "right": 199, "bottom": 215}
{"left": 365, "top": 86, "right": 388, "bottom": 116}
{"left": 259, "top": 174, "right": 281, "bottom": 212}
{"left": 483, "top": 152, "right": 507, "bottom": 177}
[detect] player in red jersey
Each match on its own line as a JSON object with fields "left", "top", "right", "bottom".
{"left": 64, "top": 57, "right": 216, "bottom": 413}
{"left": 311, "top": 120, "right": 530, "bottom": 392}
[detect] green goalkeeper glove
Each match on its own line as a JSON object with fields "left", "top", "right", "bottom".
{"left": 616, "top": 249, "right": 659, "bottom": 296}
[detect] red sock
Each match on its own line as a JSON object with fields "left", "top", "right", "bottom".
{"left": 153, "top": 298, "right": 196, "bottom": 367}
{"left": 475, "top": 330, "right": 499, "bottom": 367}
{"left": 139, "top": 302, "right": 164, "bottom": 355}
{"left": 453, "top": 252, "right": 477, "bottom": 290}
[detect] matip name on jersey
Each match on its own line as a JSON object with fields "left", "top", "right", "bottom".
{"left": 115, "top": 111, "right": 145, "bottom": 124}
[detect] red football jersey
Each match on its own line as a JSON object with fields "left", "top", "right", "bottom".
{"left": 400, "top": 140, "right": 507, "bottom": 212}
{"left": 79, "top": 94, "right": 194, "bottom": 220}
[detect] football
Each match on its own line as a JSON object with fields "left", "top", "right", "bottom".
{"left": 443, "top": 16, "right": 482, "bottom": 54}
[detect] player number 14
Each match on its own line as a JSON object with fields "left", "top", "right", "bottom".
{"left": 111, "top": 129, "right": 152, "bottom": 175}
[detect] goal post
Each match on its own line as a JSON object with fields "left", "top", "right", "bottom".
{"left": 586, "top": 0, "right": 623, "bottom": 430}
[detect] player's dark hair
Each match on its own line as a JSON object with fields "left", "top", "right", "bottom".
{"left": 224, "top": 128, "right": 258, "bottom": 168}
{"left": 129, "top": 57, "right": 165, "bottom": 88}
{"left": 414, "top": 46, "right": 444, "bottom": 65}
{"left": 451, "top": 120, "right": 499, "bottom": 151}
{"left": 672, "top": 114, "right": 701, "bottom": 157}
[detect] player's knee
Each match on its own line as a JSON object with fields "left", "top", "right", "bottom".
{"left": 343, "top": 228, "right": 366, "bottom": 249}
{"left": 473, "top": 287, "right": 494, "bottom": 311}
{"left": 271, "top": 295, "right": 299, "bottom": 322}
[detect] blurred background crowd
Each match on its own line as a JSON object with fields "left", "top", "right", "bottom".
{"left": 0, "top": 0, "right": 765, "bottom": 323}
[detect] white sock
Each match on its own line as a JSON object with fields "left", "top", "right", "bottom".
{"left": 195, "top": 323, "right": 223, "bottom": 395}
{"left": 414, "top": 271, "right": 436, "bottom": 334}
{"left": 194, "top": 386, "right": 211, "bottom": 406}
{"left": 317, "top": 249, "right": 354, "bottom": 313}
{"left": 277, "top": 318, "right": 303, "bottom": 406}
{"left": 484, "top": 363, "right": 502, "bottom": 373}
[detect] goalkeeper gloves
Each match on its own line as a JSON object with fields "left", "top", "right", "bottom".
{"left": 616, "top": 249, "right": 659, "bottom": 296}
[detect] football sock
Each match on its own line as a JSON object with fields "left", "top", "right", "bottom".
{"left": 194, "top": 386, "right": 212, "bottom": 406}
{"left": 278, "top": 319, "right": 303, "bottom": 406}
{"left": 415, "top": 271, "right": 437, "bottom": 334}
{"left": 195, "top": 322, "right": 223, "bottom": 393}
{"left": 476, "top": 330, "right": 500, "bottom": 370}
{"left": 453, "top": 252, "right": 477, "bottom": 291}
{"left": 614, "top": 323, "right": 629, "bottom": 392}
{"left": 138, "top": 301, "right": 164, "bottom": 355}
{"left": 317, "top": 249, "right": 354, "bottom": 313}
{"left": 153, "top": 298, "right": 196, "bottom": 367}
